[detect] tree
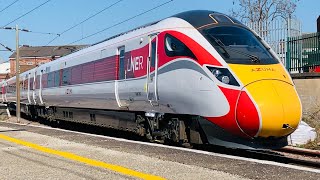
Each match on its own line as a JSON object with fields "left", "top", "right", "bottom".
{"left": 231, "top": 0, "right": 299, "bottom": 24}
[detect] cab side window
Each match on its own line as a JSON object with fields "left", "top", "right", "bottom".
{"left": 164, "top": 34, "right": 196, "bottom": 60}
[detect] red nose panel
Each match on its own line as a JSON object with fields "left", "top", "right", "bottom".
{"left": 236, "top": 91, "right": 260, "bottom": 137}
{"left": 206, "top": 86, "right": 247, "bottom": 138}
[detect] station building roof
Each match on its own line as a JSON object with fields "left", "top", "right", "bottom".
{"left": 9, "top": 45, "right": 88, "bottom": 59}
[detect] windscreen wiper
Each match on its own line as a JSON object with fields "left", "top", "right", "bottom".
{"left": 206, "top": 34, "right": 231, "bottom": 59}
{"left": 207, "top": 33, "right": 260, "bottom": 63}
{"left": 223, "top": 46, "right": 261, "bottom": 63}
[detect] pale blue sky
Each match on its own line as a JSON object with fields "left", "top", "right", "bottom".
{"left": 0, "top": 0, "right": 319, "bottom": 63}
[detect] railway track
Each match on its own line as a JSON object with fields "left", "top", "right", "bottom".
{"left": 270, "top": 147, "right": 320, "bottom": 168}
{"left": 275, "top": 146, "right": 320, "bottom": 158}
{"left": 6, "top": 115, "right": 320, "bottom": 170}
{"left": 247, "top": 149, "right": 320, "bottom": 169}
{"left": 195, "top": 144, "right": 320, "bottom": 169}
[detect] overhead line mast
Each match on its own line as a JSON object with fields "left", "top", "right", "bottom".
{"left": 0, "top": 27, "right": 60, "bottom": 63}
{"left": 15, "top": 25, "right": 20, "bottom": 123}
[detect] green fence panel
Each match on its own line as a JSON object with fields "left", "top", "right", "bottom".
{"left": 287, "top": 32, "right": 320, "bottom": 73}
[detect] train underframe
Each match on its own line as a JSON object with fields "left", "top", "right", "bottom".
{"left": 9, "top": 103, "right": 205, "bottom": 146}
{"left": 6, "top": 102, "right": 289, "bottom": 149}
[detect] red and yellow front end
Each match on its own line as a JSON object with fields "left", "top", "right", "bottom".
{"left": 230, "top": 63, "right": 302, "bottom": 139}
{"left": 196, "top": 23, "right": 302, "bottom": 148}
{"left": 156, "top": 15, "right": 302, "bottom": 148}
{"left": 203, "top": 63, "right": 302, "bottom": 149}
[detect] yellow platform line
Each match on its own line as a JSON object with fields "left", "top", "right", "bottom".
{"left": 0, "top": 133, "right": 165, "bottom": 180}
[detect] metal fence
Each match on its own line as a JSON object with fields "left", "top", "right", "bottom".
{"left": 246, "top": 18, "right": 301, "bottom": 67}
{"left": 286, "top": 32, "right": 320, "bottom": 73}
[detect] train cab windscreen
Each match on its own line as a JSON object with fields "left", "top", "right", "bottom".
{"left": 202, "top": 26, "right": 279, "bottom": 64}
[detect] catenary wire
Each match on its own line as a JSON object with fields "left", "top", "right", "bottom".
{"left": 22, "top": 30, "right": 60, "bottom": 36}
{"left": 1, "top": 0, "right": 173, "bottom": 63}
{"left": 1, "top": 26, "right": 60, "bottom": 36}
{"left": 0, "top": 43, "right": 13, "bottom": 52}
{"left": 21, "top": 0, "right": 124, "bottom": 59}
{"left": 68, "top": 0, "right": 174, "bottom": 45}
{"left": 45, "top": 0, "right": 124, "bottom": 46}
{"left": 18, "top": 0, "right": 172, "bottom": 60}
{"left": 0, "top": 28, "right": 59, "bottom": 63}
{"left": 2, "top": 0, "right": 52, "bottom": 27}
{"left": 0, "top": 42, "right": 13, "bottom": 63}
{"left": 0, "top": 0, "right": 54, "bottom": 62}
{"left": 0, "top": 0, "right": 20, "bottom": 14}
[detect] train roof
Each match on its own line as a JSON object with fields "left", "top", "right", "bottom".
{"left": 93, "top": 10, "right": 243, "bottom": 47}
{"left": 92, "top": 21, "right": 160, "bottom": 46}
{"left": 173, "top": 10, "right": 243, "bottom": 29}
{"left": 5, "top": 10, "right": 245, "bottom": 83}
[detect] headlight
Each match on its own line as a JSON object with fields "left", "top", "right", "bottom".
{"left": 221, "top": 75, "right": 230, "bottom": 84}
{"left": 207, "top": 67, "right": 240, "bottom": 86}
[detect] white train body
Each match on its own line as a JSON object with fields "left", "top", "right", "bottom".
{"left": 1, "top": 11, "right": 302, "bottom": 149}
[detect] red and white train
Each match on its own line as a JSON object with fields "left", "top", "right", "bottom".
{"left": 1, "top": 10, "right": 302, "bottom": 149}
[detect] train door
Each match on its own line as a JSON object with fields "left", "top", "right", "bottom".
{"left": 27, "top": 73, "right": 31, "bottom": 104}
{"left": 23, "top": 74, "right": 28, "bottom": 102}
{"left": 39, "top": 69, "right": 44, "bottom": 104}
{"left": 4, "top": 82, "right": 8, "bottom": 102}
{"left": 147, "top": 33, "right": 159, "bottom": 105}
{"left": 1, "top": 83, "right": 5, "bottom": 102}
{"left": 115, "top": 46, "right": 128, "bottom": 107}
{"left": 21, "top": 76, "right": 25, "bottom": 100}
{"left": 32, "top": 69, "right": 37, "bottom": 104}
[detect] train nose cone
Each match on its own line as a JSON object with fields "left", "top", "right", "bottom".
{"left": 241, "top": 80, "right": 302, "bottom": 138}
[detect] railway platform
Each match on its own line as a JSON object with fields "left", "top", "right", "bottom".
{"left": 0, "top": 117, "right": 319, "bottom": 180}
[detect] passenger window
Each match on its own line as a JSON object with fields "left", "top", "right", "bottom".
{"left": 165, "top": 34, "right": 196, "bottom": 59}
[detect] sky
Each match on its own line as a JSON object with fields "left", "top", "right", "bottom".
{"left": 0, "top": 0, "right": 319, "bottom": 63}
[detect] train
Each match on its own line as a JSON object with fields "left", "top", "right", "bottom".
{"left": 1, "top": 10, "right": 302, "bottom": 149}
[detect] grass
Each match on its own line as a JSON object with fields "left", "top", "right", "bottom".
{"left": 299, "top": 109, "right": 320, "bottom": 150}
